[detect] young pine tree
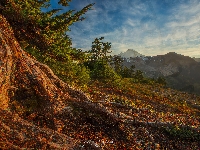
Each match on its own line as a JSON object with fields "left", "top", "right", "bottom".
{"left": 0, "top": 0, "right": 94, "bottom": 86}
{"left": 85, "top": 37, "right": 120, "bottom": 81}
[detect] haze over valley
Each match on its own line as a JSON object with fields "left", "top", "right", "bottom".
{"left": 116, "top": 49, "right": 200, "bottom": 95}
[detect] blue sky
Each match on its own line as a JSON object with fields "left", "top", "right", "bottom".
{"left": 49, "top": 0, "right": 200, "bottom": 58}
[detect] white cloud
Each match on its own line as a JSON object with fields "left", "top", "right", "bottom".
{"left": 126, "top": 18, "right": 140, "bottom": 27}
{"left": 166, "top": 16, "right": 200, "bottom": 28}
{"left": 67, "top": 0, "right": 200, "bottom": 58}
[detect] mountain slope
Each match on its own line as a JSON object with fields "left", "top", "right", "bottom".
{"left": 118, "top": 49, "right": 145, "bottom": 58}
{"left": 193, "top": 57, "right": 200, "bottom": 62}
{"left": 121, "top": 52, "right": 200, "bottom": 95}
{"left": 1, "top": 80, "right": 200, "bottom": 149}
{"left": 0, "top": 12, "right": 200, "bottom": 150}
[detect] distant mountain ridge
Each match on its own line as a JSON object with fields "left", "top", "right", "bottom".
{"left": 193, "top": 57, "right": 200, "bottom": 62}
{"left": 118, "top": 49, "right": 145, "bottom": 58}
{"left": 118, "top": 49, "right": 200, "bottom": 62}
{"left": 117, "top": 50, "right": 200, "bottom": 95}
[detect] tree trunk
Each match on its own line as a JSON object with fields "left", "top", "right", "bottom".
{"left": 0, "top": 14, "right": 91, "bottom": 112}
{"left": 0, "top": 14, "right": 16, "bottom": 109}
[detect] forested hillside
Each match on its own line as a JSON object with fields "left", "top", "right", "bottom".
{"left": 0, "top": 0, "right": 200, "bottom": 149}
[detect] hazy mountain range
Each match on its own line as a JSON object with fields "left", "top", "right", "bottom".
{"left": 118, "top": 49, "right": 200, "bottom": 95}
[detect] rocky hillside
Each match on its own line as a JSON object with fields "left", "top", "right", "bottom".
{"left": 0, "top": 6, "right": 200, "bottom": 150}
{"left": 121, "top": 52, "right": 200, "bottom": 95}
{"left": 1, "top": 79, "right": 200, "bottom": 149}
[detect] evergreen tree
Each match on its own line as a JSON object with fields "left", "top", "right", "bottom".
{"left": 156, "top": 76, "right": 167, "bottom": 86}
{"left": 133, "top": 70, "right": 144, "bottom": 82}
{"left": 87, "top": 37, "right": 112, "bottom": 62}
{"left": 110, "top": 55, "right": 123, "bottom": 74}
{"left": 0, "top": 0, "right": 94, "bottom": 56}
{"left": 0, "top": 0, "right": 94, "bottom": 86}
{"left": 85, "top": 37, "right": 120, "bottom": 81}
{"left": 119, "top": 65, "right": 135, "bottom": 78}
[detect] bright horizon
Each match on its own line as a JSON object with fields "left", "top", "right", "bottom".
{"left": 48, "top": 0, "right": 200, "bottom": 58}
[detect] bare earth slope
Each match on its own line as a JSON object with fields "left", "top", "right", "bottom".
{"left": 0, "top": 14, "right": 200, "bottom": 149}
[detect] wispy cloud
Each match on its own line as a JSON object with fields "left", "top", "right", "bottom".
{"left": 63, "top": 0, "right": 200, "bottom": 58}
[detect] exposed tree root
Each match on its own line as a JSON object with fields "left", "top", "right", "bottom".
{"left": 0, "top": 14, "right": 122, "bottom": 149}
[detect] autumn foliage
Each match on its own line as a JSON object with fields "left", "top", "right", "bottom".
{"left": 0, "top": 0, "right": 200, "bottom": 149}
